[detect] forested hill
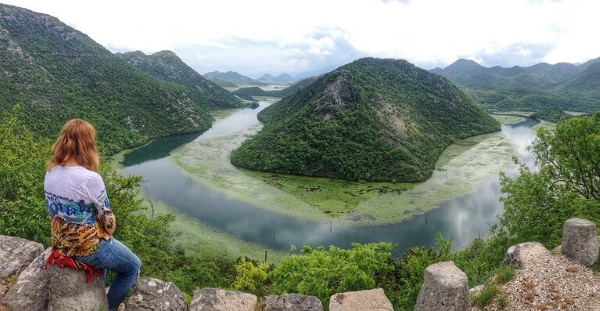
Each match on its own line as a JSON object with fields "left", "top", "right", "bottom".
{"left": 0, "top": 4, "right": 213, "bottom": 154}
{"left": 231, "top": 57, "right": 500, "bottom": 182}
{"left": 116, "top": 50, "right": 243, "bottom": 110}
{"left": 431, "top": 58, "right": 600, "bottom": 113}
{"left": 203, "top": 71, "right": 263, "bottom": 86}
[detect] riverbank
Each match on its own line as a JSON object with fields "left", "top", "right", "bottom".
{"left": 170, "top": 107, "right": 526, "bottom": 226}
{"left": 114, "top": 107, "right": 548, "bottom": 262}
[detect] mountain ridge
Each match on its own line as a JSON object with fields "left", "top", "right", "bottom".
{"left": 116, "top": 50, "right": 244, "bottom": 110}
{"left": 0, "top": 4, "right": 213, "bottom": 154}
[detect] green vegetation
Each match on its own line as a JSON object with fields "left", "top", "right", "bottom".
{"left": 231, "top": 58, "right": 500, "bottom": 182}
{"left": 433, "top": 58, "right": 600, "bottom": 114}
{"left": 116, "top": 50, "right": 243, "bottom": 110}
{"left": 495, "top": 112, "right": 600, "bottom": 249}
{"left": 530, "top": 107, "right": 572, "bottom": 123}
{"left": 0, "top": 4, "right": 215, "bottom": 155}
{"left": 2, "top": 106, "right": 599, "bottom": 310}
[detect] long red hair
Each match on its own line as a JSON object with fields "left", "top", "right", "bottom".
{"left": 46, "top": 119, "right": 100, "bottom": 172}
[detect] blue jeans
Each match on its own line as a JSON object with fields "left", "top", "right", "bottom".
{"left": 76, "top": 238, "right": 141, "bottom": 310}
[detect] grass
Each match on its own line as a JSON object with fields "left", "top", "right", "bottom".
{"left": 472, "top": 283, "right": 500, "bottom": 308}
{"left": 471, "top": 264, "right": 516, "bottom": 309}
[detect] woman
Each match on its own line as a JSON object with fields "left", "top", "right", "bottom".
{"left": 44, "top": 118, "right": 141, "bottom": 310}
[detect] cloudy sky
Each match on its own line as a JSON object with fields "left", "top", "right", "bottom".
{"left": 3, "top": 0, "right": 600, "bottom": 78}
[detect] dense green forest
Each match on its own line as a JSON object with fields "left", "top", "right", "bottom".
{"left": 3, "top": 106, "right": 598, "bottom": 309}
{"left": 231, "top": 57, "right": 500, "bottom": 182}
{"left": 431, "top": 58, "right": 600, "bottom": 114}
{"left": 0, "top": 4, "right": 235, "bottom": 155}
{"left": 116, "top": 50, "right": 244, "bottom": 110}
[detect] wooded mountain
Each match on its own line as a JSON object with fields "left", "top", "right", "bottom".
{"left": 431, "top": 58, "right": 600, "bottom": 113}
{"left": 231, "top": 58, "right": 500, "bottom": 182}
{"left": 0, "top": 4, "right": 214, "bottom": 154}
{"left": 255, "top": 73, "right": 296, "bottom": 84}
{"left": 116, "top": 50, "right": 243, "bottom": 110}
{"left": 203, "top": 71, "right": 262, "bottom": 86}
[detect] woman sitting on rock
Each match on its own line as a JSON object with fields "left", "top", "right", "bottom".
{"left": 44, "top": 118, "right": 141, "bottom": 310}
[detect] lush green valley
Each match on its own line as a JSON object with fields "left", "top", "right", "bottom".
{"left": 231, "top": 57, "right": 500, "bottom": 182}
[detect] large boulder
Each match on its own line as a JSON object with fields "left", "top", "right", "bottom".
{"left": 126, "top": 277, "right": 186, "bottom": 311}
{"left": 561, "top": 218, "right": 599, "bottom": 267}
{"left": 329, "top": 288, "right": 392, "bottom": 311}
{"left": 264, "top": 294, "right": 323, "bottom": 311}
{"left": 47, "top": 264, "right": 108, "bottom": 311}
{"left": 0, "top": 248, "right": 51, "bottom": 310}
{"left": 0, "top": 235, "right": 44, "bottom": 278}
{"left": 414, "top": 261, "right": 470, "bottom": 311}
{"left": 190, "top": 288, "right": 257, "bottom": 311}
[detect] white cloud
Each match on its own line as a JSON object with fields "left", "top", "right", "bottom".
{"left": 3, "top": 0, "right": 600, "bottom": 75}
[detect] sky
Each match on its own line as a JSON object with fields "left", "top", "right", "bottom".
{"left": 3, "top": 0, "right": 600, "bottom": 78}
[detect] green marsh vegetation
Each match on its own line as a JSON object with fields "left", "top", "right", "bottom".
{"left": 171, "top": 108, "right": 517, "bottom": 226}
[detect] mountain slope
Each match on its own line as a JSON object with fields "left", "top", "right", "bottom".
{"left": 203, "top": 71, "right": 262, "bottom": 86}
{"left": 0, "top": 4, "right": 213, "bottom": 154}
{"left": 431, "top": 58, "right": 600, "bottom": 113}
{"left": 231, "top": 58, "right": 500, "bottom": 182}
{"left": 116, "top": 50, "right": 243, "bottom": 109}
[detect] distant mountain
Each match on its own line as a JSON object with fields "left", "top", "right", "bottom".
{"left": 233, "top": 76, "right": 319, "bottom": 100}
{"left": 431, "top": 58, "right": 600, "bottom": 113}
{"left": 116, "top": 50, "right": 243, "bottom": 109}
{"left": 231, "top": 58, "right": 500, "bottom": 182}
{"left": 203, "top": 71, "right": 263, "bottom": 86}
{"left": 255, "top": 73, "right": 296, "bottom": 84}
{"left": 0, "top": 4, "right": 213, "bottom": 154}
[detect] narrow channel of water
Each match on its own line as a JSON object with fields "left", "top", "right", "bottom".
{"left": 121, "top": 105, "right": 538, "bottom": 257}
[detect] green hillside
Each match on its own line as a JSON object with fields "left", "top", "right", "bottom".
{"left": 116, "top": 50, "right": 243, "bottom": 110}
{"left": 432, "top": 58, "right": 600, "bottom": 113}
{"left": 231, "top": 58, "right": 500, "bottom": 182}
{"left": 0, "top": 4, "right": 213, "bottom": 154}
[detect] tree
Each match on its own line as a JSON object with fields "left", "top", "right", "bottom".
{"left": 496, "top": 112, "right": 600, "bottom": 248}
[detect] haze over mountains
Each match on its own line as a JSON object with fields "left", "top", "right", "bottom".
{"left": 202, "top": 71, "right": 298, "bottom": 87}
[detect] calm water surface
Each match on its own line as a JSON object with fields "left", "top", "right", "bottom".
{"left": 121, "top": 105, "right": 538, "bottom": 257}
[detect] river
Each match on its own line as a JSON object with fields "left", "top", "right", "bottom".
{"left": 121, "top": 103, "right": 539, "bottom": 257}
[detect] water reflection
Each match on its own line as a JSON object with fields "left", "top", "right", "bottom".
{"left": 122, "top": 106, "right": 539, "bottom": 257}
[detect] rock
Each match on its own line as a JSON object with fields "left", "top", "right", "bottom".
{"left": 47, "top": 264, "right": 108, "bottom": 311}
{"left": 561, "top": 218, "right": 599, "bottom": 267}
{"left": 504, "top": 242, "right": 549, "bottom": 268}
{"left": 414, "top": 261, "right": 470, "bottom": 311}
{"left": 264, "top": 294, "right": 323, "bottom": 311}
{"left": 126, "top": 277, "right": 186, "bottom": 311}
{"left": 190, "top": 288, "right": 257, "bottom": 311}
{"left": 329, "top": 288, "right": 392, "bottom": 311}
{"left": 0, "top": 235, "right": 44, "bottom": 278}
{"left": 0, "top": 248, "right": 50, "bottom": 311}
